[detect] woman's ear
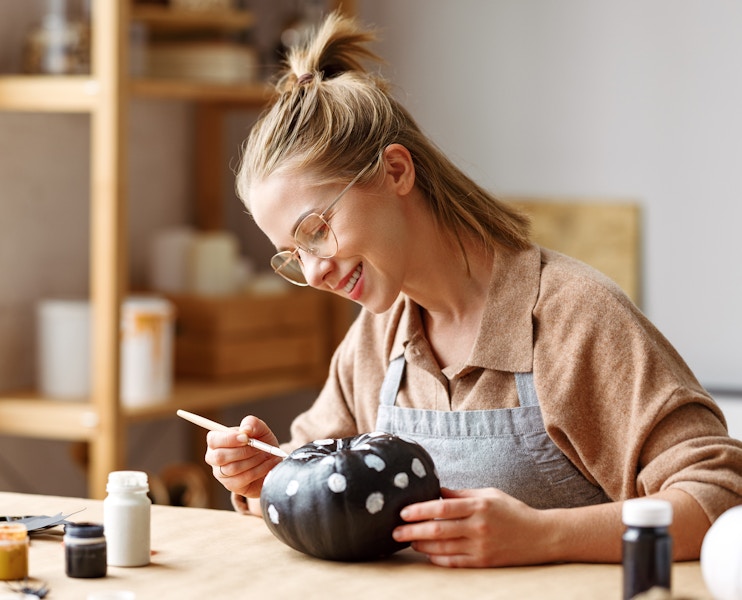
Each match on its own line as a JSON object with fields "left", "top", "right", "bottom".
{"left": 382, "top": 144, "right": 415, "bottom": 195}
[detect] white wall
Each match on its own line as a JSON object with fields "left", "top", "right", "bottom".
{"left": 359, "top": 0, "right": 742, "bottom": 392}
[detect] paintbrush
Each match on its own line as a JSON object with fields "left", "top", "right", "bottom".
{"left": 176, "top": 409, "right": 288, "bottom": 459}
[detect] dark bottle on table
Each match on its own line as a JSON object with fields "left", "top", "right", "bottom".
{"left": 622, "top": 498, "right": 673, "bottom": 600}
{"left": 64, "top": 522, "right": 107, "bottom": 578}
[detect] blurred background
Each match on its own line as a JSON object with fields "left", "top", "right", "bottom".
{"left": 0, "top": 0, "right": 740, "bottom": 507}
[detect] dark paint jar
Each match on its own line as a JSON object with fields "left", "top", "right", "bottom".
{"left": 622, "top": 499, "right": 673, "bottom": 600}
{"left": 64, "top": 522, "right": 107, "bottom": 578}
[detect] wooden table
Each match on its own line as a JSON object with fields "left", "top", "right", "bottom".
{"left": 1, "top": 492, "right": 711, "bottom": 600}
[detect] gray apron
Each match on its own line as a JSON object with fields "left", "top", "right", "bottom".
{"left": 375, "top": 356, "right": 610, "bottom": 509}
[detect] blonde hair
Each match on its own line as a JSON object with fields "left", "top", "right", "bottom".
{"left": 236, "top": 12, "right": 530, "bottom": 255}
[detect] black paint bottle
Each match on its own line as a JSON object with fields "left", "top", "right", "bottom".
{"left": 622, "top": 498, "right": 673, "bottom": 600}
{"left": 64, "top": 522, "right": 107, "bottom": 578}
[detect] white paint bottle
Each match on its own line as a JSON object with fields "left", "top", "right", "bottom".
{"left": 103, "top": 471, "right": 151, "bottom": 567}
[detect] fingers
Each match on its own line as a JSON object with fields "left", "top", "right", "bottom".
{"left": 399, "top": 494, "right": 478, "bottom": 523}
{"left": 238, "top": 415, "right": 279, "bottom": 445}
{"left": 204, "top": 416, "right": 281, "bottom": 498}
{"left": 206, "top": 428, "right": 243, "bottom": 449}
{"left": 393, "top": 490, "right": 502, "bottom": 561}
{"left": 213, "top": 450, "right": 275, "bottom": 480}
{"left": 213, "top": 452, "right": 282, "bottom": 498}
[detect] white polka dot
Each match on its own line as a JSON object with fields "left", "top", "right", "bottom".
{"left": 290, "top": 452, "right": 313, "bottom": 460}
{"left": 366, "top": 492, "right": 384, "bottom": 514}
{"left": 314, "top": 439, "right": 335, "bottom": 446}
{"left": 327, "top": 473, "right": 347, "bottom": 493}
{"left": 320, "top": 456, "right": 335, "bottom": 466}
{"left": 285, "top": 480, "right": 299, "bottom": 496}
{"left": 394, "top": 472, "right": 409, "bottom": 488}
{"left": 268, "top": 504, "right": 279, "bottom": 524}
{"left": 411, "top": 458, "right": 427, "bottom": 478}
{"left": 354, "top": 444, "right": 373, "bottom": 451}
{"left": 364, "top": 454, "right": 386, "bottom": 472}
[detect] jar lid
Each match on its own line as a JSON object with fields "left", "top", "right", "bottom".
{"left": 64, "top": 522, "right": 105, "bottom": 538}
{"left": 0, "top": 522, "right": 28, "bottom": 540}
{"left": 122, "top": 295, "right": 174, "bottom": 317}
{"left": 622, "top": 498, "right": 673, "bottom": 527}
{"left": 107, "top": 470, "right": 149, "bottom": 492}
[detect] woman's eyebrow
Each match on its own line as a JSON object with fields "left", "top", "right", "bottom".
{"left": 273, "top": 208, "right": 315, "bottom": 253}
{"left": 290, "top": 209, "right": 314, "bottom": 236}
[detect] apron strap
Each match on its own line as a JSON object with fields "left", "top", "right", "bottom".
{"left": 379, "top": 355, "right": 406, "bottom": 407}
{"left": 514, "top": 372, "right": 539, "bottom": 407}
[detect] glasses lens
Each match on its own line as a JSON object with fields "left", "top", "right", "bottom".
{"left": 270, "top": 252, "right": 308, "bottom": 286}
{"left": 294, "top": 214, "right": 338, "bottom": 258}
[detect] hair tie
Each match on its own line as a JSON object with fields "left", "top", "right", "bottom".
{"left": 297, "top": 73, "right": 314, "bottom": 86}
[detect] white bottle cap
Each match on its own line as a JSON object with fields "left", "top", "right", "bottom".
{"left": 622, "top": 498, "right": 673, "bottom": 527}
{"left": 106, "top": 471, "right": 149, "bottom": 493}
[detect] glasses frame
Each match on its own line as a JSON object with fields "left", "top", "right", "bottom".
{"left": 271, "top": 157, "right": 378, "bottom": 286}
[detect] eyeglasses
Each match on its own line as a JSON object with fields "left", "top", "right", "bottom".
{"left": 270, "top": 159, "right": 377, "bottom": 286}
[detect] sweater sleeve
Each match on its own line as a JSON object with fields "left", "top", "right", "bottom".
{"left": 285, "top": 317, "right": 364, "bottom": 448}
{"left": 637, "top": 390, "right": 742, "bottom": 521}
{"left": 534, "top": 256, "right": 742, "bottom": 522}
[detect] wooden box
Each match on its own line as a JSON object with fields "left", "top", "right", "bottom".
{"left": 167, "top": 289, "right": 333, "bottom": 380}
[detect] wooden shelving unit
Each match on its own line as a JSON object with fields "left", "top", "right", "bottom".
{"left": 0, "top": 76, "right": 99, "bottom": 111}
{"left": 0, "top": 1, "right": 355, "bottom": 500}
{"left": 130, "top": 5, "right": 256, "bottom": 31}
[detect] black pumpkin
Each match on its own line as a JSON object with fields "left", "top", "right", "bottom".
{"left": 260, "top": 432, "right": 440, "bottom": 561}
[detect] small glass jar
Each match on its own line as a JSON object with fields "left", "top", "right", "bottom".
{"left": 0, "top": 522, "right": 29, "bottom": 581}
{"left": 64, "top": 522, "right": 107, "bottom": 578}
{"left": 22, "top": 0, "right": 90, "bottom": 75}
{"left": 622, "top": 498, "right": 673, "bottom": 600}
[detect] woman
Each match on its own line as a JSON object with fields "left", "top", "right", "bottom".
{"left": 205, "top": 13, "right": 742, "bottom": 567}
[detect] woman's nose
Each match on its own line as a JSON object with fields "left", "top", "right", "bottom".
{"left": 298, "top": 250, "right": 333, "bottom": 287}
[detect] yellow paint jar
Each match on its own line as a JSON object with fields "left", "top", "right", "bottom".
{"left": 0, "top": 522, "right": 29, "bottom": 580}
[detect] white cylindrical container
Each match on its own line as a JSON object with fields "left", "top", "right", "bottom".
{"left": 120, "top": 296, "right": 174, "bottom": 407}
{"left": 103, "top": 471, "right": 151, "bottom": 567}
{"left": 188, "top": 231, "right": 239, "bottom": 296}
{"left": 37, "top": 299, "right": 91, "bottom": 399}
{"left": 148, "top": 226, "right": 195, "bottom": 294}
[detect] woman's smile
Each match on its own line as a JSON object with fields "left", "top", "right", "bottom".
{"left": 342, "top": 263, "right": 363, "bottom": 295}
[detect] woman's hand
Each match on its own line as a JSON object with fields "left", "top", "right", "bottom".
{"left": 392, "top": 487, "right": 555, "bottom": 568}
{"left": 204, "top": 415, "right": 283, "bottom": 499}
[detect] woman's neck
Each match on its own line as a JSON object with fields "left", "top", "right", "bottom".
{"left": 404, "top": 229, "right": 494, "bottom": 369}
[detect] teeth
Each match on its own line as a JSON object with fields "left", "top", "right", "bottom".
{"left": 343, "top": 264, "right": 362, "bottom": 294}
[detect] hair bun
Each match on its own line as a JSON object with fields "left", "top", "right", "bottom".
{"left": 277, "top": 11, "right": 383, "bottom": 93}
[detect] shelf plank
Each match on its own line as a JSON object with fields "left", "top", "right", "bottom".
{"left": 130, "top": 77, "right": 272, "bottom": 104}
{"left": 124, "top": 373, "right": 324, "bottom": 422}
{"left": 0, "top": 76, "right": 271, "bottom": 110}
{"left": 131, "top": 6, "right": 256, "bottom": 31}
{"left": 0, "top": 76, "right": 99, "bottom": 112}
{"left": 0, "top": 395, "right": 98, "bottom": 441}
{"left": 0, "top": 372, "right": 322, "bottom": 439}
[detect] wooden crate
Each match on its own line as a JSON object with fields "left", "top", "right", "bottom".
{"left": 167, "top": 289, "right": 332, "bottom": 380}
{"left": 506, "top": 198, "right": 642, "bottom": 305}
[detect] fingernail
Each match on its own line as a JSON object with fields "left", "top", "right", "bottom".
{"left": 399, "top": 508, "right": 409, "bottom": 520}
{"left": 236, "top": 433, "right": 249, "bottom": 444}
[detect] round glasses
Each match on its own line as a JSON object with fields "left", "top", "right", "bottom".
{"left": 270, "top": 159, "right": 377, "bottom": 286}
